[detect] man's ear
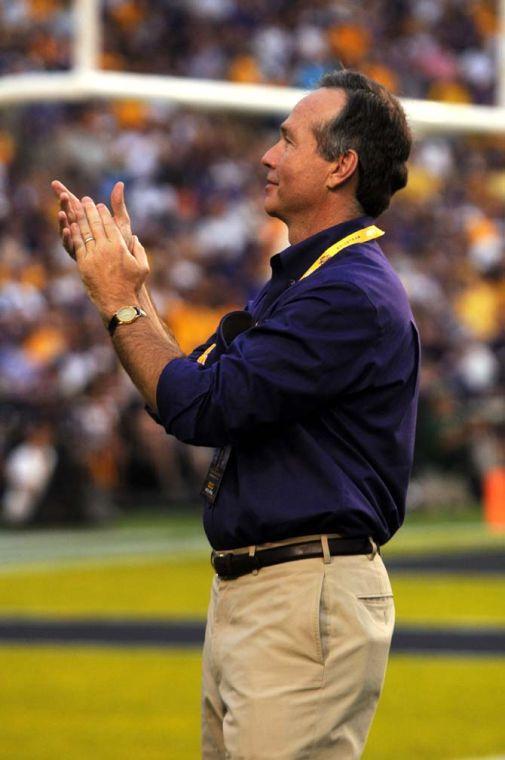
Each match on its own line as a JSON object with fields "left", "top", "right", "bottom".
{"left": 326, "top": 149, "right": 359, "bottom": 190}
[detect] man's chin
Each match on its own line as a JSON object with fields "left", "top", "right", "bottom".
{"left": 263, "top": 198, "right": 284, "bottom": 221}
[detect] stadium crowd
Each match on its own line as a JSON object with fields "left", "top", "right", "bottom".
{"left": 0, "top": 0, "right": 498, "bottom": 104}
{"left": 0, "top": 0, "right": 72, "bottom": 75}
{"left": 0, "top": 0, "right": 503, "bottom": 525}
{"left": 0, "top": 98, "right": 503, "bottom": 525}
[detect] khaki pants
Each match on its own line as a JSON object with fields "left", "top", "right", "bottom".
{"left": 202, "top": 544, "right": 394, "bottom": 759}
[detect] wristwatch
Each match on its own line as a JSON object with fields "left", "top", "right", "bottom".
{"left": 108, "top": 305, "right": 147, "bottom": 336}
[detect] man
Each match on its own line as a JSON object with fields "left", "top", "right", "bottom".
{"left": 53, "top": 69, "right": 419, "bottom": 759}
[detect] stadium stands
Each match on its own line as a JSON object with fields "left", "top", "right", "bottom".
{"left": 0, "top": 0, "right": 497, "bottom": 102}
{"left": 0, "top": 0, "right": 72, "bottom": 75}
{"left": 0, "top": 1, "right": 503, "bottom": 523}
{"left": 102, "top": 0, "right": 498, "bottom": 103}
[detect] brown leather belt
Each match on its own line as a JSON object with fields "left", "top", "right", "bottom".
{"left": 211, "top": 537, "right": 377, "bottom": 580}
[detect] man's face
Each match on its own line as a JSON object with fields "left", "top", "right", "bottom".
{"left": 261, "top": 88, "right": 347, "bottom": 222}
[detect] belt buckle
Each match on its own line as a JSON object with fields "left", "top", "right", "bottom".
{"left": 213, "top": 551, "right": 234, "bottom": 577}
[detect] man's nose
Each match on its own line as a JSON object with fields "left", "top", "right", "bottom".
{"left": 261, "top": 143, "right": 277, "bottom": 169}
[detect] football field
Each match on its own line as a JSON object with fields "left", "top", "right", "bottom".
{"left": 0, "top": 514, "right": 504, "bottom": 759}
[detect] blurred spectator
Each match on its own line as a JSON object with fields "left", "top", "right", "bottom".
{"left": 6, "top": 0, "right": 498, "bottom": 104}
{"left": 102, "top": 0, "right": 499, "bottom": 104}
{"left": 1, "top": 421, "right": 57, "bottom": 525}
{"left": 0, "top": 0, "right": 72, "bottom": 75}
{"left": 1, "top": 2, "right": 498, "bottom": 100}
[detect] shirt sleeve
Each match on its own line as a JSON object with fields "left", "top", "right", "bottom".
{"left": 186, "top": 333, "right": 218, "bottom": 363}
{"left": 144, "top": 330, "right": 218, "bottom": 425}
{"left": 156, "top": 280, "right": 381, "bottom": 447}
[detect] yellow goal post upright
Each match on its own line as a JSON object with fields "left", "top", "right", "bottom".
{"left": 0, "top": 0, "right": 504, "bottom": 134}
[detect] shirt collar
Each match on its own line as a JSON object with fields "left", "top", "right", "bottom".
{"left": 270, "top": 215, "right": 375, "bottom": 281}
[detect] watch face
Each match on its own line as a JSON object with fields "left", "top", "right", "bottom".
{"left": 117, "top": 306, "right": 138, "bottom": 323}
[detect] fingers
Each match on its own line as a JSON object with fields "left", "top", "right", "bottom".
{"left": 52, "top": 180, "right": 81, "bottom": 223}
{"left": 69, "top": 222, "right": 86, "bottom": 262}
{"left": 52, "top": 180, "right": 78, "bottom": 207}
{"left": 111, "top": 182, "right": 130, "bottom": 221}
{"left": 58, "top": 209, "right": 68, "bottom": 239}
{"left": 80, "top": 196, "right": 108, "bottom": 241}
{"left": 51, "top": 180, "right": 69, "bottom": 196}
{"left": 58, "top": 209, "right": 67, "bottom": 233}
{"left": 58, "top": 209, "right": 72, "bottom": 239}
{"left": 96, "top": 202, "right": 122, "bottom": 243}
{"left": 62, "top": 228, "right": 73, "bottom": 254}
{"left": 51, "top": 180, "right": 69, "bottom": 201}
{"left": 111, "top": 181, "right": 133, "bottom": 251}
{"left": 57, "top": 209, "right": 75, "bottom": 258}
{"left": 81, "top": 197, "right": 126, "bottom": 249}
{"left": 55, "top": 187, "right": 132, "bottom": 257}
{"left": 53, "top": 180, "right": 79, "bottom": 239}
{"left": 132, "top": 235, "right": 150, "bottom": 285}
{"left": 53, "top": 183, "right": 115, "bottom": 256}
{"left": 74, "top": 198, "right": 97, "bottom": 247}
{"left": 132, "top": 235, "right": 149, "bottom": 269}
{"left": 60, "top": 193, "right": 76, "bottom": 223}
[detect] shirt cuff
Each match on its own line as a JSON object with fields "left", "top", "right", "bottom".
{"left": 155, "top": 356, "right": 212, "bottom": 436}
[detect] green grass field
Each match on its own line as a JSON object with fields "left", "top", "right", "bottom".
{"left": 0, "top": 513, "right": 504, "bottom": 759}
{"left": 1, "top": 648, "right": 504, "bottom": 760}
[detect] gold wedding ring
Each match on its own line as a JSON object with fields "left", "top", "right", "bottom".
{"left": 84, "top": 236, "right": 95, "bottom": 244}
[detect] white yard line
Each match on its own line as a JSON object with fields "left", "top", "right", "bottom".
{"left": 0, "top": 519, "right": 501, "bottom": 572}
{"left": 0, "top": 531, "right": 208, "bottom": 573}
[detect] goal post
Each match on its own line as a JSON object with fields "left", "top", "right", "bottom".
{"left": 0, "top": 0, "right": 504, "bottom": 134}
{"left": 0, "top": 70, "right": 504, "bottom": 135}
{"left": 74, "top": 0, "right": 102, "bottom": 73}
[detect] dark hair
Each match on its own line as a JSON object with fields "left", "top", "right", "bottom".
{"left": 315, "top": 70, "right": 412, "bottom": 217}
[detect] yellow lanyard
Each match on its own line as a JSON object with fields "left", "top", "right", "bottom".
{"left": 299, "top": 224, "right": 384, "bottom": 280}
{"left": 197, "top": 342, "right": 217, "bottom": 365}
{"left": 197, "top": 224, "right": 384, "bottom": 365}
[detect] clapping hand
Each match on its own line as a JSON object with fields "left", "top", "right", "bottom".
{"left": 52, "top": 180, "right": 170, "bottom": 337}
{"left": 58, "top": 193, "right": 149, "bottom": 322}
{"left": 52, "top": 180, "right": 135, "bottom": 257}
{"left": 50, "top": 180, "right": 181, "bottom": 408}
